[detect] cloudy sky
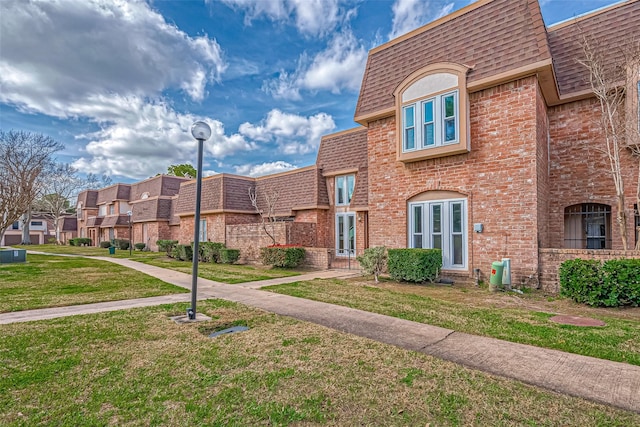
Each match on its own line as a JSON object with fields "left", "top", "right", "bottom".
{"left": 0, "top": 0, "right": 622, "bottom": 182}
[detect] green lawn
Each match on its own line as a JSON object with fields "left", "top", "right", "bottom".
{"left": 16, "top": 244, "right": 302, "bottom": 284}
{"left": 0, "top": 254, "right": 186, "bottom": 312}
{"left": 264, "top": 279, "right": 640, "bottom": 366}
{"left": 1, "top": 300, "right": 637, "bottom": 426}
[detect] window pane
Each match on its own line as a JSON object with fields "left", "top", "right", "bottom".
{"left": 338, "top": 216, "right": 345, "bottom": 251}
{"left": 452, "top": 203, "right": 462, "bottom": 233}
{"left": 432, "top": 235, "right": 442, "bottom": 249}
{"left": 423, "top": 100, "right": 433, "bottom": 123}
{"left": 404, "top": 106, "right": 414, "bottom": 127}
{"left": 444, "top": 95, "right": 455, "bottom": 118}
{"left": 453, "top": 235, "right": 463, "bottom": 265}
{"left": 432, "top": 205, "right": 441, "bottom": 233}
{"left": 444, "top": 118, "right": 456, "bottom": 142}
{"left": 424, "top": 123, "right": 434, "bottom": 146}
{"left": 336, "top": 177, "right": 344, "bottom": 205}
{"left": 413, "top": 205, "right": 422, "bottom": 233}
{"left": 348, "top": 215, "right": 355, "bottom": 253}
{"left": 347, "top": 175, "right": 355, "bottom": 203}
{"left": 405, "top": 128, "right": 415, "bottom": 150}
{"left": 413, "top": 234, "right": 423, "bottom": 248}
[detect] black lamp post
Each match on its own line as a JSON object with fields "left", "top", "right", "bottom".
{"left": 127, "top": 210, "right": 132, "bottom": 256}
{"left": 188, "top": 120, "right": 211, "bottom": 320}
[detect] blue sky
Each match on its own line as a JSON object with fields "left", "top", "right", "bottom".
{"left": 0, "top": 0, "right": 623, "bottom": 182}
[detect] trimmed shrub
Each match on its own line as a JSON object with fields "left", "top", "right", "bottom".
{"left": 172, "top": 244, "right": 193, "bottom": 261}
{"left": 356, "top": 246, "right": 387, "bottom": 282}
{"left": 73, "top": 237, "right": 91, "bottom": 246}
{"left": 114, "top": 239, "right": 130, "bottom": 250}
{"left": 219, "top": 249, "right": 240, "bottom": 264}
{"left": 387, "top": 248, "right": 442, "bottom": 283}
{"left": 559, "top": 259, "right": 602, "bottom": 305}
{"left": 100, "top": 241, "right": 112, "bottom": 249}
{"left": 157, "top": 240, "right": 178, "bottom": 257}
{"left": 260, "top": 246, "right": 306, "bottom": 268}
{"left": 199, "top": 242, "right": 226, "bottom": 263}
{"left": 134, "top": 243, "right": 146, "bottom": 251}
{"left": 560, "top": 258, "right": 640, "bottom": 307}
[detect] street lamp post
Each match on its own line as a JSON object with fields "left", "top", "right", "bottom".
{"left": 188, "top": 120, "right": 212, "bottom": 320}
{"left": 127, "top": 210, "right": 132, "bottom": 256}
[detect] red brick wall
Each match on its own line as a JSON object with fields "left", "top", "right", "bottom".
{"left": 366, "top": 77, "right": 540, "bottom": 282}
{"left": 547, "top": 97, "right": 638, "bottom": 250}
{"left": 535, "top": 83, "right": 550, "bottom": 249}
{"left": 539, "top": 248, "right": 640, "bottom": 293}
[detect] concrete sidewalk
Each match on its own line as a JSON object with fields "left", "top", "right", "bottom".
{"left": 2, "top": 254, "right": 639, "bottom": 413}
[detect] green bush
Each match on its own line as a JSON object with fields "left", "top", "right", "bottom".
{"left": 134, "top": 243, "right": 146, "bottom": 251}
{"left": 260, "top": 246, "right": 306, "bottom": 268}
{"left": 75, "top": 237, "right": 91, "bottom": 246}
{"left": 114, "top": 239, "right": 130, "bottom": 250}
{"left": 172, "top": 244, "right": 193, "bottom": 261}
{"left": 219, "top": 249, "right": 240, "bottom": 264}
{"left": 387, "top": 248, "right": 442, "bottom": 283}
{"left": 199, "top": 242, "right": 226, "bottom": 263}
{"left": 100, "top": 241, "right": 112, "bottom": 249}
{"left": 559, "top": 259, "right": 602, "bottom": 305}
{"left": 560, "top": 258, "right": 640, "bottom": 307}
{"left": 356, "top": 246, "right": 387, "bottom": 282}
{"left": 157, "top": 240, "right": 178, "bottom": 257}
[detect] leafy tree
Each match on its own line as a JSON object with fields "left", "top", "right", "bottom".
{"left": 167, "top": 163, "right": 197, "bottom": 178}
{"left": 0, "top": 130, "right": 63, "bottom": 244}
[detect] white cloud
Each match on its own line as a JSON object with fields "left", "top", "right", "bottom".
{"left": 69, "top": 96, "right": 253, "bottom": 179}
{"left": 388, "top": 0, "right": 454, "bottom": 40}
{"left": 0, "top": 0, "right": 231, "bottom": 180}
{"left": 219, "top": 0, "right": 344, "bottom": 37}
{"left": 239, "top": 109, "right": 335, "bottom": 154}
{"left": 235, "top": 161, "right": 298, "bottom": 177}
{"left": 0, "top": 0, "right": 226, "bottom": 115}
{"left": 263, "top": 31, "right": 367, "bottom": 100}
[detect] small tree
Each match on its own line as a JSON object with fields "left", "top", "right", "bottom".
{"left": 0, "top": 130, "right": 63, "bottom": 244}
{"left": 167, "top": 163, "right": 197, "bottom": 178}
{"left": 579, "top": 36, "right": 640, "bottom": 250}
{"left": 248, "top": 186, "right": 280, "bottom": 246}
{"left": 356, "top": 246, "right": 387, "bottom": 283}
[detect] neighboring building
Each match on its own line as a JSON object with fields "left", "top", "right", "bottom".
{"left": 79, "top": 0, "right": 640, "bottom": 291}
{"left": 77, "top": 175, "right": 188, "bottom": 251}
{"left": 1, "top": 214, "right": 52, "bottom": 245}
{"left": 57, "top": 215, "right": 78, "bottom": 245}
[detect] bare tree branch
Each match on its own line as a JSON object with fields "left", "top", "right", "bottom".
{"left": 248, "top": 186, "right": 280, "bottom": 245}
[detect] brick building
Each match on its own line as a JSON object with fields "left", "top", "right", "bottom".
{"left": 79, "top": 0, "right": 640, "bottom": 290}
{"left": 77, "top": 175, "right": 188, "bottom": 251}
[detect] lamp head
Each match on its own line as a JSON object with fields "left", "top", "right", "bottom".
{"left": 191, "top": 121, "right": 212, "bottom": 141}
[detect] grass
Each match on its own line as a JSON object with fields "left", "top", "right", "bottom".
{"left": 1, "top": 300, "right": 638, "bottom": 426}
{"left": 15, "top": 244, "right": 302, "bottom": 284}
{"left": 264, "top": 278, "right": 640, "bottom": 366}
{"left": 0, "top": 254, "right": 187, "bottom": 312}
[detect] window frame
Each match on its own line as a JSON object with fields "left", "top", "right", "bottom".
{"left": 335, "top": 174, "right": 355, "bottom": 206}
{"left": 408, "top": 198, "right": 467, "bottom": 270}
{"left": 394, "top": 63, "right": 469, "bottom": 163}
{"left": 402, "top": 90, "right": 459, "bottom": 152}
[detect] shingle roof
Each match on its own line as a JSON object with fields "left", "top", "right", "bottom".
{"left": 97, "top": 184, "right": 131, "bottom": 205}
{"left": 77, "top": 190, "right": 98, "bottom": 208}
{"left": 548, "top": 1, "right": 640, "bottom": 96}
{"left": 256, "top": 167, "right": 323, "bottom": 215}
{"left": 355, "top": 0, "right": 551, "bottom": 120}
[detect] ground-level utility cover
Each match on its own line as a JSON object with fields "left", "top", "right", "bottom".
{"left": 209, "top": 326, "right": 250, "bottom": 338}
{"left": 549, "top": 315, "right": 605, "bottom": 327}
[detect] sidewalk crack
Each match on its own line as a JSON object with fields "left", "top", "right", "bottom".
{"left": 420, "top": 330, "right": 455, "bottom": 351}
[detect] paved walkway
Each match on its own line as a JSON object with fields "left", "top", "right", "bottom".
{"left": 2, "top": 254, "right": 639, "bottom": 414}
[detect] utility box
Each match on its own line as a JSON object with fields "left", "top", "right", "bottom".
{"left": 0, "top": 249, "right": 27, "bottom": 264}
{"left": 489, "top": 261, "right": 503, "bottom": 291}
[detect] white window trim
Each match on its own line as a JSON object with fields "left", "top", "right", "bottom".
{"left": 408, "top": 198, "right": 467, "bottom": 270}
{"left": 335, "top": 174, "right": 355, "bottom": 206}
{"left": 335, "top": 212, "right": 356, "bottom": 257}
{"left": 199, "top": 219, "right": 207, "bottom": 242}
{"left": 402, "top": 90, "right": 459, "bottom": 153}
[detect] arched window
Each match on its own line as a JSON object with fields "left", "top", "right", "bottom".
{"left": 394, "top": 63, "right": 470, "bottom": 163}
{"left": 408, "top": 191, "right": 467, "bottom": 269}
{"left": 564, "top": 203, "right": 611, "bottom": 249}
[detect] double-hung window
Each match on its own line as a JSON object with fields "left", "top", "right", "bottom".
{"left": 402, "top": 91, "right": 458, "bottom": 152}
{"left": 409, "top": 198, "right": 467, "bottom": 269}
{"left": 335, "top": 174, "right": 355, "bottom": 206}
